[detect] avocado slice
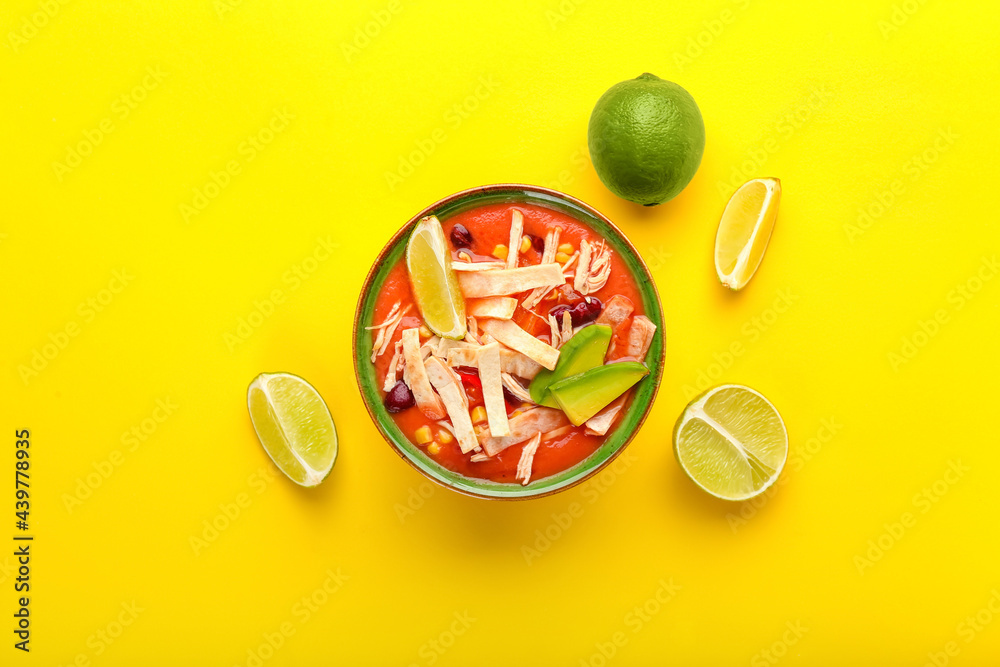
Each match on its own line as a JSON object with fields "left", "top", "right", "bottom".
{"left": 548, "top": 361, "right": 649, "bottom": 426}
{"left": 529, "top": 324, "right": 612, "bottom": 408}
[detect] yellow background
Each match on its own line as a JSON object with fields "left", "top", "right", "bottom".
{"left": 3, "top": 0, "right": 999, "bottom": 664}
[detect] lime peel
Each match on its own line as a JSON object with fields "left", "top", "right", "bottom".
{"left": 247, "top": 372, "right": 338, "bottom": 487}
{"left": 673, "top": 384, "right": 787, "bottom": 501}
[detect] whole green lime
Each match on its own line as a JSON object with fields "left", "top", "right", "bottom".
{"left": 588, "top": 73, "right": 705, "bottom": 206}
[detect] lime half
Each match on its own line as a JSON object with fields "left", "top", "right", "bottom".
{"left": 406, "top": 215, "right": 466, "bottom": 339}
{"left": 673, "top": 384, "right": 787, "bottom": 501}
{"left": 247, "top": 372, "right": 338, "bottom": 487}
{"left": 714, "top": 178, "right": 781, "bottom": 290}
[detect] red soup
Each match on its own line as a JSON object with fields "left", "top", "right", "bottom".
{"left": 369, "top": 203, "right": 656, "bottom": 485}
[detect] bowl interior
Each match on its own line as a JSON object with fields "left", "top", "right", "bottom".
{"left": 355, "top": 185, "right": 664, "bottom": 499}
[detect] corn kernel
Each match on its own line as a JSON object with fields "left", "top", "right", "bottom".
{"left": 437, "top": 429, "right": 454, "bottom": 444}
{"left": 557, "top": 243, "right": 574, "bottom": 254}
{"left": 519, "top": 236, "right": 532, "bottom": 254}
{"left": 471, "top": 405, "right": 487, "bottom": 424}
{"left": 427, "top": 442, "right": 442, "bottom": 455}
{"left": 418, "top": 324, "right": 432, "bottom": 338}
{"left": 555, "top": 251, "right": 571, "bottom": 264}
{"left": 414, "top": 426, "right": 433, "bottom": 445}
{"left": 544, "top": 290, "right": 559, "bottom": 301}
{"left": 492, "top": 244, "right": 508, "bottom": 260}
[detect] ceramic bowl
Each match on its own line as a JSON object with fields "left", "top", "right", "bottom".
{"left": 353, "top": 184, "right": 664, "bottom": 500}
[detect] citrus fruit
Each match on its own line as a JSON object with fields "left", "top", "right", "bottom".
{"left": 715, "top": 178, "right": 781, "bottom": 290}
{"left": 673, "top": 384, "right": 787, "bottom": 501}
{"left": 406, "top": 215, "right": 467, "bottom": 339}
{"left": 247, "top": 372, "right": 338, "bottom": 487}
{"left": 588, "top": 73, "right": 705, "bottom": 206}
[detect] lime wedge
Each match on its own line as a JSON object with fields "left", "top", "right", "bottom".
{"left": 247, "top": 372, "right": 338, "bottom": 487}
{"left": 673, "top": 384, "right": 787, "bottom": 501}
{"left": 714, "top": 177, "right": 780, "bottom": 290}
{"left": 406, "top": 215, "right": 466, "bottom": 340}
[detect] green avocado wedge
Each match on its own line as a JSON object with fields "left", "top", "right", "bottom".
{"left": 549, "top": 361, "right": 650, "bottom": 426}
{"left": 529, "top": 324, "right": 612, "bottom": 408}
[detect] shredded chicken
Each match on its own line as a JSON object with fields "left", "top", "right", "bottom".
{"left": 624, "top": 315, "right": 657, "bottom": 360}
{"left": 500, "top": 372, "right": 533, "bottom": 403}
{"left": 548, "top": 313, "right": 561, "bottom": 349}
{"left": 521, "top": 226, "right": 564, "bottom": 310}
{"left": 479, "top": 407, "right": 569, "bottom": 456}
{"left": 541, "top": 424, "right": 575, "bottom": 440}
{"left": 466, "top": 316, "right": 481, "bottom": 343}
{"left": 469, "top": 453, "right": 490, "bottom": 462}
{"left": 366, "top": 301, "right": 399, "bottom": 331}
{"left": 383, "top": 340, "right": 404, "bottom": 391}
{"left": 516, "top": 433, "right": 542, "bottom": 486}
{"left": 419, "top": 335, "right": 441, "bottom": 360}
{"left": 506, "top": 209, "right": 524, "bottom": 270}
{"left": 367, "top": 302, "right": 411, "bottom": 362}
{"left": 596, "top": 295, "right": 634, "bottom": 328}
{"left": 401, "top": 328, "right": 446, "bottom": 420}
{"left": 573, "top": 241, "right": 592, "bottom": 293}
{"left": 573, "top": 240, "right": 613, "bottom": 295}
{"left": 560, "top": 310, "right": 573, "bottom": 345}
{"left": 561, "top": 250, "right": 580, "bottom": 274}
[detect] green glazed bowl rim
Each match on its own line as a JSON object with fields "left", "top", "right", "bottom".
{"left": 352, "top": 184, "right": 665, "bottom": 500}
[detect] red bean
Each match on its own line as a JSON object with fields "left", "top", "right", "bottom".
{"left": 450, "top": 224, "right": 473, "bottom": 249}
{"left": 528, "top": 234, "right": 545, "bottom": 252}
{"left": 548, "top": 296, "right": 603, "bottom": 328}
{"left": 384, "top": 381, "right": 415, "bottom": 413}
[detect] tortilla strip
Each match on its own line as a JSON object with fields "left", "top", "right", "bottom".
{"left": 480, "top": 407, "right": 569, "bottom": 456}
{"left": 477, "top": 342, "right": 510, "bottom": 437}
{"left": 467, "top": 297, "right": 517, "bottom": 320}
{"left": 451, "top": 260, "right": 506, "bottom": 272}
{"left": 401, "top": 328, "right": 446, "bottom": 420}
{"left": 423, "top": 356, "right": 479, "bottom": 453}
{"left": 437, "top": 338, "right": 479, "bottom": 359}
{"left": 500, "top": 372, "right": 533, "bottom": 403}
{"left": 383, "top": 340, "right": 404, "bottom": 392}
{"left": 446, "top": 346, "right": 542, "bottom": 380}
{"left": 585, "top": 395, "right": 627, "bottom": 436}
{"left": 506, "top": 209, "right": 524, "bottom": 270}
{"left": 458, "top": 263, "right": 565, "bottom": 298}
{"left": 596, "top": 295, "right": 634, "bottom": 328}
{"left": 516, "top": 433, "right": 542, "bottom": 486}
{"left": 625, "top": 315, "right": 657, "bottom": 360}
{"left": 479, "top": 318, "right": 560, "bottom": 371}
